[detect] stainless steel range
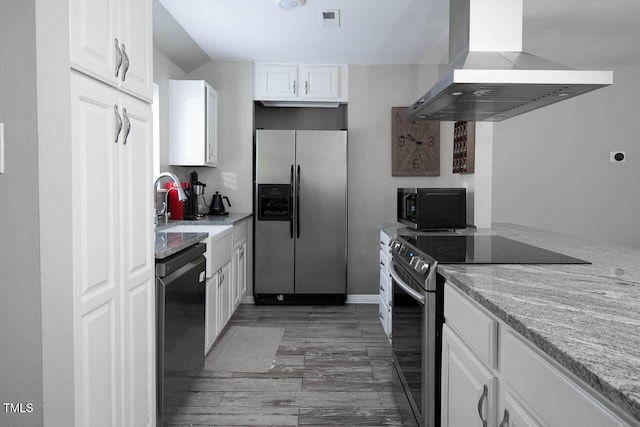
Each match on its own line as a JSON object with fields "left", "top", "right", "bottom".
{"left": 389, "top": 238, "right": 442, "bottom": 427}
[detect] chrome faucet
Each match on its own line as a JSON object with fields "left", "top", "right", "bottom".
{"left": 154, "top": 172, "right": 187, "bottom": 226}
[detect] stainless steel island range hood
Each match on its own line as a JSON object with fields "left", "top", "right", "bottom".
{"left": 404, "top": 0, "right": 613, "bottom": 122}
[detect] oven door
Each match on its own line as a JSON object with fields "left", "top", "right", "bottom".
{"left": 390, "top": 259, "right": 440, "bottom": 427}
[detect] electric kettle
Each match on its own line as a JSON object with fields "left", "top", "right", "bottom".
{"left": 209, "top": 192, "right": 231, "bottom": 216}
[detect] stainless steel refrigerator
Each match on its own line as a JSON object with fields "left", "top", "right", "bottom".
{"left": 254, "top": 129, "right": 347, "bottom": 304}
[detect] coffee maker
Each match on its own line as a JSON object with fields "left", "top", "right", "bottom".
{"left": 186, "top": 170, "right": 206, "bottom": 219}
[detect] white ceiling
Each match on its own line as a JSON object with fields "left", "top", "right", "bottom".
{"left": 157, "top": 0, "right": 640, "bottom": 69}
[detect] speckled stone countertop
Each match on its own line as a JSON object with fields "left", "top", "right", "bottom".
{"left": 155, "top": 212, "right": 252, "bottom": 231}
{"left": 155, "top": 231, "right": 208, "bottom": 259}
{"left": 391, "top": 223, "right": 640, "bottom": 422}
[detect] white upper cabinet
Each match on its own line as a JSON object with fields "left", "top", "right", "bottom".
{"left": 69, "top": 0, "right": 153, "bottom": 102}
{"left": 169, "top": 80, "right": 219, "bottom": 167}
{"left": 254, "top": 62, "right": 348, "bottom": 105}
{"left": 299, "top": 65, "right": 341, "bottom": 100}
{"left": 254, "top": 63, "right": 299, "bottom": 100}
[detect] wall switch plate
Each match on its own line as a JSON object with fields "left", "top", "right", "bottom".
{"left": 0, "top": 123, "right": 5, "bottom": 174}
{"left": 610, "top": 151, "right": 626, "bottom": 163}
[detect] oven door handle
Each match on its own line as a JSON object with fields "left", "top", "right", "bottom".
{"left": 390, "top": 263, "right": 426, "bottom": 305}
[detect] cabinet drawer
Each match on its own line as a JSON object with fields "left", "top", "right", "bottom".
{"left": 233, "top": 219, "right": 247, "bottom": 244}
{"left": 444, "top": 283, "right": 498, "bottom": 369}
{"left": 379, "top": 250, "right": 390, "bottom": 277}
{"left": 379, "top": 273, "right": 390, "bottom": 305}
{"left": 379, "top": 230, "right": 391, "bottom": 252}
{"left": 379, "top": 296, "right": 391, "bottom": 341}
{"left": 378, "top": 295, "right": 387, "bottom": 327}
{"left": 502, "top": 330, "right": 629, "bottom": 427}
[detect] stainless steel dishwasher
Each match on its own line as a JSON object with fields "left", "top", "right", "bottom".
{"left": 155, "top": 243, "right": 206, "bottom": 426}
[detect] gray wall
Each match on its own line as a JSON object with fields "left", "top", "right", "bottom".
{"left": 153, "top": 48, "right": 189, "bottom": 173}
{"left": 0, "top": 1, "right": 43, "bottom": 426}
{"left": 492, "top": 66, "right": 640, "bottom": 249}
{"left": 346, "top": 65, "right": 480, "bottom": 295}
{"left": 186, "top": 61, "right": 255, "bottom": 214}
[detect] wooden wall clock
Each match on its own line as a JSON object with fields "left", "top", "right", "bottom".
{"left": 391, "top": 107, "right": 440, "bottom": 176}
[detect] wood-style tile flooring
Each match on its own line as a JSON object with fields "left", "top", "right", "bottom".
{"left": 165, "top": 304, "right": 416, "bottom": 426}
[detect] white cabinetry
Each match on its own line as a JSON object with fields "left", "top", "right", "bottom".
{"left": 254, "top": 62, "right": 348, "bottom": 105}
{"left": 232, "top": 220, "right": 248, "bottom": 310}
{"left": 69, "top": 0, "right": 153, "bottom": 101}
{"left": 169, "top": 80, "right": 218, "bottom": 167}
{"left": 443, "top": 283, "right": 636, "bottom": 427}
{"left": 441, "top": 324, "right": 498, "bottom": 427}
{"left": 379, "top": 230, "right": 392, "bottom": 342}
{"left": 205, "top": 273, "right": 218, "bottom": 354}
{"left": 204, "top": 227, "right": 233, "bottom": 353}
{"left": 70, "top": 70, "right": 154, "bottom": 427}
{"left": 501, "top": 329, "right": 630, "bottom": 427}
{"left": 216, "top": 262, "right": 232, "bottom": 333}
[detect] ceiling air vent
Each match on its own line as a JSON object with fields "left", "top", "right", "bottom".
{"left": 319, "top": 9, "right": 340, "bottom": 28}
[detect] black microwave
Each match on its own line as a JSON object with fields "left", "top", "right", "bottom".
{"left": 397, "top": 188, "right": 467, "bottom": 230}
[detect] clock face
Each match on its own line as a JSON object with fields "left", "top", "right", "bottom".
{"left": 391, "top": 107, "right": 440, "bottom": 176}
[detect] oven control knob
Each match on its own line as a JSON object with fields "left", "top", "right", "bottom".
{"left": 414, "top": 260, "right": 430, "bottom": 275}
{"left": 409, "top": 256, "right": 421, "bottom": 268}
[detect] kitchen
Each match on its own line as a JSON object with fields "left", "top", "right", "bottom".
{"left": 1, "top": 0, "right": 640, "bottom": 426}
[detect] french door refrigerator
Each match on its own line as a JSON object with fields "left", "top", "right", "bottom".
{"left": 255, "top": 129, "right": 347, "bottom": 304}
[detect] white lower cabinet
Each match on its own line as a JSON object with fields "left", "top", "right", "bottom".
{"left": 441, "top": 324, "right": 498, "bottom": 427}
{"left": 205, "top": 274, "right": 219, "bottom": 354}
{"left": 443, "top": 283, "right": 636, "bottom": 427}
{"left": 217, "top": 262, "right": 232, "bottom": 332}
{"left": 232, "top": 239, "right": 247, "bottom": 310}
{"left": 379, "top": 229, "right": 392, "bottom": 341}
{"left": 500, "top": 387, "right": 543, "bottom": 427}
{"left": 232, "top": 219, "right": 248, "bottom": 310}
{"left": 500, "top": 329, "right": 630, "bottom": 427}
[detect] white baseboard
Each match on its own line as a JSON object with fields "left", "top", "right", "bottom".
{"left": 346, "top": 294, "right": 379, "bottom": 304}
{"left": 240, "top": 294, "right": 377, "bottom": 304}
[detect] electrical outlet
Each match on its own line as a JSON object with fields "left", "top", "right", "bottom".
{"left": 610, "top": 151, "right": 626, "bottom": 163}
{"left": 0, "top": 123, "right": 5, "bottom": 174}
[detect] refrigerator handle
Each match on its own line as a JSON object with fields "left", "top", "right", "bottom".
{"left": 289, "top": 164, "right": 294, "bottom": 239}
{"left": 296, "top": 165, "right": 301, "bottom": 239}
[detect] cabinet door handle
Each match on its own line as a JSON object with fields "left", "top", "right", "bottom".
{"left": 477, "top": 384, "right": 488, "bottom": 427}
{"left": 292, "top": 80, "right": 296, "bottom": 95}
{"left": 120, "top": 43, "right": 130, "bottom": 81}
{"left": 305, "top": 80, "right": 308, "bottom": 95}
{"left": 114, "top": 39, "right": 122, "bottom": 77}
{"left": 114, "top": 105, "right": 122, "bottom": 143}
{"left": 499, "top": 409, "right": 509, "bottom": 427}
{"left": 380, "top": 261, "right": 385, "bottom": 267}
{"left": 378, "top": 312, "right": 384, "bottom": 320}
{"left": 122, "top": 108, "right": 131, "bottom": 145}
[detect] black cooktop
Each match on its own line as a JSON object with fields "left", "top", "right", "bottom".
{"left": 399, "top": 234, "right": 590, "bottom": 264}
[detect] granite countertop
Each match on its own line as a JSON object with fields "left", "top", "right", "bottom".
{"left": 155, "top": 231, "right": 208, "bottom": 259}
{"left": 155, "top": 212, "right": 252, "bottom": 231}
{"left": 403, "top": 223, "right": 640, "bottom": 422}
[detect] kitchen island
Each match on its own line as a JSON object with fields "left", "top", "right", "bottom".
{"left": 398, "top": 223, "right": 640, "bottom": 424}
